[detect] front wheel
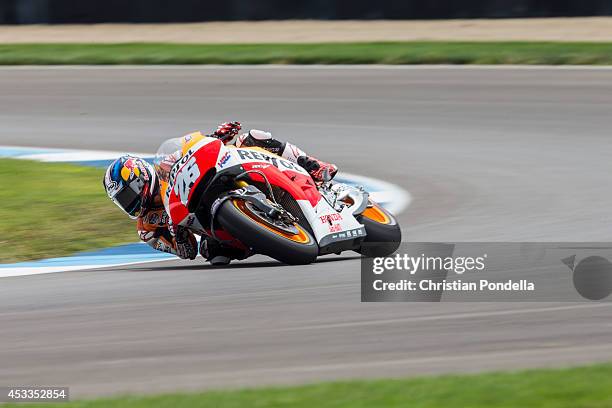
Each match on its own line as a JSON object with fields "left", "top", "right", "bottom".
{"left": 356, "top": 201, "right": 402, "bottom": 257}
{"left": 216, "top": 198, "right": 319, "bottom": 265}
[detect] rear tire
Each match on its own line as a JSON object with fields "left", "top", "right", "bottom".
{"left": 356, "top": 202, "right": 402, "bottom": 257}
{"left": 216, "top": 198, "right": 319, "bottom": 265}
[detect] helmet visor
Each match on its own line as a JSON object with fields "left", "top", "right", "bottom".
{"left": 112, "top": 178, "right": 144, "bottom": 218}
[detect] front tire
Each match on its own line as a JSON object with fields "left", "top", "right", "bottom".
{"left": 356, "top": 201, "right": 402, "bottom": 257}
{"left": 216, "top": 198, "right": 319, "bottom": 265}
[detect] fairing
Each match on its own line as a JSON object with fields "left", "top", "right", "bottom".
{"left": 156, "top": 134, "right": 365, "bottom": 250}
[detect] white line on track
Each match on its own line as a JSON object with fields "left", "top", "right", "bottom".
{"left": 0, "top": 144, "right": 150, "bottom": 161}
{"left": 0, "top": 258, "right": 179, "bottom": 279}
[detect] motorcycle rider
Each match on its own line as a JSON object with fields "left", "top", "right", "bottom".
{"left": 103, "top": 122, "right": 337, "bottom": 265}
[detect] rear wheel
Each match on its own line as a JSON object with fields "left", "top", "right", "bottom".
{"left": 216, "top": 198, "right": 319, "bottom": 265}
{"left": 356, "top": 201, "right": 402, "bottom": 257}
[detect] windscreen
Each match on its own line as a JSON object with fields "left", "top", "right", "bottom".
{"left": 154, "top": 138, "right": 183, "bottom": 183}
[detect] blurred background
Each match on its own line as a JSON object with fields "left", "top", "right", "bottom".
{"left": 2, "top": 0, "right": 612, "bottom": 24}
{"left": 1, "top": 0, "right": 612, "bottom": 406}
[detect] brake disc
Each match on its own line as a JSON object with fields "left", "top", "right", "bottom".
{"left": 244, "top": 201, "right": 300, "bottom": 235}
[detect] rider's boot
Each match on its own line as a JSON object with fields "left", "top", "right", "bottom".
{"left": 236, "top": 129, "right": 338, "bottom": 183}
{"left": 199, "top": 236, "right": 250, "bottom": 266}
{"left": 297, "top": 156, "right": 338, "bottom": 183}
{"left": 235, "top": 129, "right": 286, "bottom": 156}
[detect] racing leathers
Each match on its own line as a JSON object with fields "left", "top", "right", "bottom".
{"left": 137, "top": 123, "right": 337, "bottom": 263}
{"left": 137, "top": 205, "right": 199, "bottom": 260}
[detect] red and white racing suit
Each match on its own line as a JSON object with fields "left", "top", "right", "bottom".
{"left": 137, "top": 129, "right": 337, "bottom": 261}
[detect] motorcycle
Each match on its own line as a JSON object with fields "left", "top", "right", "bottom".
{"left": 155, "top": 133, "right": 401, "bottom": 265}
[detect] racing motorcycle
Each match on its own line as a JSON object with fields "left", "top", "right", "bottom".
{"left": 155, "top": 134, "right": 401, "bottom": 265}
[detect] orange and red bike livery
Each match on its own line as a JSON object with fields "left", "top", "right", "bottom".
{"left": 150, "top": 130, "right": 401, "bottom": 265}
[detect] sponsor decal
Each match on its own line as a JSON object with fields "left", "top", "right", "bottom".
{"left": 147, "top": 210, "right": 168, "bottom": 226}
{"left": 320, "top": 213, "right": 343, "bottom": 224}
{"left": 330, "top": 228, "right": 364, "bottom": 241}
{"left": 139, "top": 163, "right": 149, "bottom": 181}
{"left": 105, "top": 180, "right": 121, "bottom": 197}
{"left": 123, "top": 158, "right": 137, "bottom": 170}
{"left": 166, "top": 148, "right": 195, "bottom": 199}
{"left": 236, "top": 149, "right": 307, "bottom": 174}
{"left": 148, "top": 212, "right": 160, "bottom": 224}
{"left": 329, "top": 224, "right": 342, "bottom": 233}
{"left": 104, "top": 168, "right": 113, "bottom": 186}
{"left": 121, "top": 157, "right": 149, "bottom": 181}
{"left": 139, "top": 231, "right": 154, "bottom": 242}
{"left": 217, "top": 151, "right": 231, "bottom": 168}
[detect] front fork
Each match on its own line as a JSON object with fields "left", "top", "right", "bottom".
{"left": 211, "top": 182, "right": 282, "bottom": 220}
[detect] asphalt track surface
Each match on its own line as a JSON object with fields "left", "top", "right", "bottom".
{"left": 2, "top": 66, "right": 612, "bottom": 397}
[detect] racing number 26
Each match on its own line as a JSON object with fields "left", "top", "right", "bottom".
{"left": 173, "top": 157, "right": 200, "bottom": 205}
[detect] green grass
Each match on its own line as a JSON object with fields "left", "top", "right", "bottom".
{"left": 6, "top": 363, "right": 612, "bottom": 407}
{"left": 0, "top": 159, "right": 135, "bottom": 263}
{"left": 0, "top": 42, "right": 612, "bottom": 65}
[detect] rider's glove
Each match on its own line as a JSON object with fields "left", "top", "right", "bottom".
{"left": 213, "top": 121, "right": 241, "bottom": 144}
{"left": 174, "top": 226, "right": 197, "bottom": 260}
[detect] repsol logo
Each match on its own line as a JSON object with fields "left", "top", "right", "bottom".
{"left": 166, "top": 149, "right": 195, "bottom": 197}
{"left": 236, "top": 149, "right": 306, "bottom": 174}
